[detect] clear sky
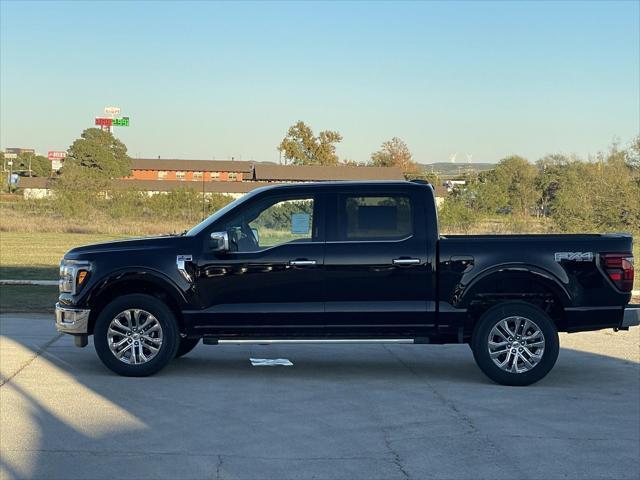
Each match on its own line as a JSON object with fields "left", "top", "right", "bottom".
{"left": 1, "top": 0, "right": 638, "bottom": 164}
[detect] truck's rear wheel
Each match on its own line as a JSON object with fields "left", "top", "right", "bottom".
{"left": 94, "top": 294, "right": 179, "bottom": 376}
{"left": 471, "top": 301, "right": 559, "bottom": 386}
{"left": 175, "top": 337, "right": 200, "bottom": 358}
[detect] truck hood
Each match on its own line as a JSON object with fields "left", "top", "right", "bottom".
{"left": 63, "top": 235, "right": 189, "bottom": 260}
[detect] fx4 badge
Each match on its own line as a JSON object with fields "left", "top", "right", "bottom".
{"left": 554, "top": 252, "right": 593, "bottom": 262}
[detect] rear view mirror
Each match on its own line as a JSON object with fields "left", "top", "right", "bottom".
{"left": 210, "top": 231, "right": 229, "bottom": 252}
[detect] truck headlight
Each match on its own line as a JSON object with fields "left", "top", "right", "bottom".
{"left": 59, "top": 260, "right": 92, "bottom": 294}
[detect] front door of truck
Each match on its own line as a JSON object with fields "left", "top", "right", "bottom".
{"left": 323, "top": 186, "right": 436, "bottom": 334}
{"left": 192, "top": 191, "right": 325, "bottom": 332}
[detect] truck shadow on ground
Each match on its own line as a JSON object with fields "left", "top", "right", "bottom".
{"left": 1, "top": 318, "right": 639, "bottom": 480}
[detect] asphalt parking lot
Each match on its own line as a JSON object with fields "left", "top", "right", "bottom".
{"left": 1, "top": 313, "right": 638, "bottom": 480}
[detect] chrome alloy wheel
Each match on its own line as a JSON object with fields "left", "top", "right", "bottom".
{"left": 107, "top": 309, "right": 163, "bottom": 365}
{"left": 488, "top": 316, "right": 546, "bottom": 374}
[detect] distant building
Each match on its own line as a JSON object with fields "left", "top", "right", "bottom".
{"left": 432, "top": 185, "right": 448, "bottom": 207}
{"left": 253, "top": 164, "right": 404, "bottom": 182}
{"left": 125, "top": 159, "right": 405, "bottom": 184}
{"left": 18, "top": 177, "right": 270, "bottom": 200}
{"left": 4, "top": 148, "right": 35, "bottom": 156}
{"left": 443, "top": 179, "right": 466, "bottom": 192}
{"left": 126, "top": 159, "right": 253, "bottom": 182}
{"left": 18, "top": 160, "right": 416, "bottom": 201}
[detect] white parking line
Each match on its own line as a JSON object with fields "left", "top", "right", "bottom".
{"left": 250, "top": 358, "right": 293, "bottom": 366}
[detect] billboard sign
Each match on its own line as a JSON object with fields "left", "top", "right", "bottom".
{"left": 95, "top": 117, "right": 129, "bottom": 127}
{"left": 104, "top": 106, "right": 121, "bottom": 115}
{"left": 48, "top": 151, "right": 66, "bottom": 172}
{"left": 4, "top": 153, "right": 18, "bottom": 159}
{"left": 5, "top": 148, "right": 34, "bottom": 155}
{"left": 112, "top": 117, "right": 130, "bottom": 127}
{"left": 48, "top": 151, "right": 67, "bottom": 160}
{"left": 95, "top": 117, "right": 113, "bottom": 127}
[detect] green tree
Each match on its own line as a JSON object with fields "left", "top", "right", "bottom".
{"left": 16, "top": 152, "right": 51, "bottom": 177}
{"left": 438, "top": 195, "right": 481, "bottom": 233}
{"left": 550, "top": 151, "right": 640, "bottom": 232}
{"left": 476, "top": 155, "right": 540, "bottom": 216}
{"left": 52, "top": 164, "right": 112, "bottom": 216}
{"left": 625, "top": 135, "right": 640, "bottom": 171}
{"left": 278, "top": 121, "right": 342, "bottom": 166}
{"left": 422, "top": 171, "right": 441, "bottom": 185}
{"left": 535, "top": 154, "right": 570, "bottom": 217}
{"left": 64, "top": 128, "right": 131, "bottom": 178}
{"left": 371, "top": 137, "right": 418, "bottom": 173}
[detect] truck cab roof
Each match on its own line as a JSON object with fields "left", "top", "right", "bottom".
{"left": 250, "top": 179, "right": 433, "bottom": 193}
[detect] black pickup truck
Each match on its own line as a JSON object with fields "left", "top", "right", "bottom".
{"left": 55, "top": 181, "right": 638, "bottom": 385}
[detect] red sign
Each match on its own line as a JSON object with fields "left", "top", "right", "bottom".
{"left": 95, "top": 117, "right": 113, "bottom": 127}
{"left": 48, "top": 151, "right": 67, "bottom": 160}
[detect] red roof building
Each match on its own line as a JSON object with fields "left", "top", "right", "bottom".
{"left": 126, "top": 158, "right": 253, "bottom": 182}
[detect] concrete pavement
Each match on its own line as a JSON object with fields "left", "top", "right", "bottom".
{"left": 1, "top": 313, "right": 639, "bottom": 480}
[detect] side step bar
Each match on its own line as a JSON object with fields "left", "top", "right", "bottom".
{"left": 203, "top": 338, "right": 424, "bottom": 345}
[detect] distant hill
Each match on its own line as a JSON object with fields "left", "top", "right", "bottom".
{"left": 419, "top": 162, "right": 495, "bottom": 175}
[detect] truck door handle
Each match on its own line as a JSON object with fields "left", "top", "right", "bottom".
{"left": 450, "top": 255, "right": 474, "bottom": 264}
{"left": 289, "top": 259, "right": 317, "bottom": 266}
{"left": 392, "top": 258, "right": 421, "bottom": 266}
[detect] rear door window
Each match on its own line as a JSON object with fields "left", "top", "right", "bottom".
{"left": 336, "top": 194, "right": 413, "bottom": 241}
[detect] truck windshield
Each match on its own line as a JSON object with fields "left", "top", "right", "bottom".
{"left": 185, "top": 188, "right": 264, "bottom": 236}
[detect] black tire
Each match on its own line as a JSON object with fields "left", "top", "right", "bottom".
{"left": 94, "top": 294, "right": 179, "bottom": 377}
{"left": 471, "top": 301, "right": 559, "bottom": 386}
{"left": 175, "top": 337, "right": 200, "bottom": 358}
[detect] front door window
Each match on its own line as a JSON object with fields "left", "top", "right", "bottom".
{"left": 223, "top": 196, "right": 316, "bottom": 252}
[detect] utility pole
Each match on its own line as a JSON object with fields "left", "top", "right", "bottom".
{"left": 202, "top": 173, "right": 206, "bottom": 221}
{"left": 8, "top": 160, "right": 13, "bottom": 193}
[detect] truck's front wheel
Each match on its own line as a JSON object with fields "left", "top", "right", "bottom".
{"left": 471, "top": 301, "right": 559, "bottom": 386}
{"left": 94, "top": 294, "right": 179, "bottom": 376}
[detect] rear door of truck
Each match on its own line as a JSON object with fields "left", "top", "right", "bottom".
{"left": 323, "top": 184, "right": 436, "bottom": 335}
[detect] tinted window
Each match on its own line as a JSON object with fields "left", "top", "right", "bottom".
{"left": 337, "top": 194, "right": 413, "bottom": 241}
{"left": 223, "top": 196, "right": 315, "bottom": 252}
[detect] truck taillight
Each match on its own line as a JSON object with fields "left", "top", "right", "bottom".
{"left": 601, "top": 253, "right": 634, "bottom": 292}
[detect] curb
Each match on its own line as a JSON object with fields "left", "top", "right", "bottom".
{"left": 0, "top": 279, "right": 58, "bottom": 286}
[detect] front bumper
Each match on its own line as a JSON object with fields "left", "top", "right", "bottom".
{"left": 55, "top": 303, "right": 90, "bottom": 334}
{"left": 621, "top": 305, "right": 640, "bottom": 329}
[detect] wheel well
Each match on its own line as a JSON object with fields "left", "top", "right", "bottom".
{"left": 87, "top": 280, "right": 185, "bottom": 335}
{"left": 466, "top": 276, "right": 567, "bottom": 332}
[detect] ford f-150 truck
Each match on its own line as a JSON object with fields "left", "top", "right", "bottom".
{"left": 55, "top": 181, "right": 639, "bottom": 385}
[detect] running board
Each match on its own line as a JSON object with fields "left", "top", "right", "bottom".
{"left": 203, "top": 338, "right": 424, "bottom": 345}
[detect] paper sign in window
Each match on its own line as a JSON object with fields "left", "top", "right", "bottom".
{"left": 291, "top": 213, "right": 310, "bottom": 234}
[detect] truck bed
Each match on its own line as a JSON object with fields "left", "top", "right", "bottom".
{"left": 438, "top": 232, "right": 633, "bottom": 332}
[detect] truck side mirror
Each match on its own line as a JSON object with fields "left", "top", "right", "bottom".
{"left": 210, "top": 231, "right": 229, "bottom": 252}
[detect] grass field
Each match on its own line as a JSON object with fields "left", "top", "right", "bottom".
{"left": 0, "top": 285, "right": 58, "bottom": 313}
{"left": 0, "top": 231, "right": 126, "bottom": 279}
{"left": 0, "top": 232, "right": 129, "bottom": 313}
